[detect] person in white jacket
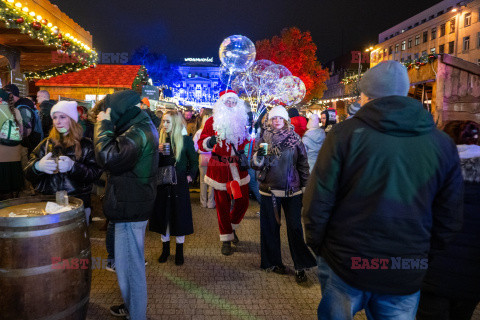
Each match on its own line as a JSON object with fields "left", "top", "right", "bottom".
{"left": 193, "top": 112, "right": 215, "bottom": 208}
{"left": 302, "top": 114, "right": 325, "bottom": 172}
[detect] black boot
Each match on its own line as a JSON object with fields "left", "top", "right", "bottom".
{"left": 232, "top": 230, "right": 239, "bottom": 244}
{"left": 175, "top": 243, "right": 184, "bottom": 266}
{"left": 158, "top": 241, "right": 170, "bottom": 263}
{"left": 221, "top": 241, "right": 233, "bottom": 256}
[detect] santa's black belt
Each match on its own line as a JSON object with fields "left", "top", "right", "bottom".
{"left": 211, "top": 153, "right": 239, "bottom": 164}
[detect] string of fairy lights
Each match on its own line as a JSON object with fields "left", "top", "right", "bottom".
{"left": 0, "top": 0, "right": 98, "bottom": 79}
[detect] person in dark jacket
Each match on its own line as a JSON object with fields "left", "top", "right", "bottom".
{"left": 303, "top": 61, "right": 464, "bottom": 319}
{"left": 287, "top": 107, "right": 308, "bottom": 137}
{"left": 320, "top": 108, "right": 337, "bottom": 134}
{"left": 150, "top": 110, "right": 198, "bottom": 266}
{"left": 37, "top": 90, "right": 56, "bottom": 135}
{"left": 140, "top": 97, "right": 161, "bottom": 129}
{"left": 24, "top": 101, "right": 102, "bottom": 223}
{"left": 77, "top": 105, "right": 94, "bottom": 140}
{"left": 94, "top": 90, "right": 158, "bottom": 320}
{"left": 252, "top": 105, "right": 315, "bottom": 284}
{"left": 417, "top": 120, "right": 480, "bottom": 320}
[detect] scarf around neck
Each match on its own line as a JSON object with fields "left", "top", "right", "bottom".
{"left": 262, "top": 125, "right": 301, "bottom": 156}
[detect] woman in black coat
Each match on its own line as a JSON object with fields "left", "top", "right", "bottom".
{"left": 417, "top": 120, "right": 480, "bottom": 320}
{"left": 24, "top": 101, "right": 102, "bottom": 223}
{"left": 149, "top": 110, "right": 198, "bottom": 265}
{"left": 251, "top": 105, "right": 315, "bottom": 284}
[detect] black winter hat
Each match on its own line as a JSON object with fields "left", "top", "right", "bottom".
{"left": 3, "top": 84, "right": 20, "bottom": 97}
{"left": 104, "top": 90, "right": 141, "bottom": 128}
{"left": 287, "top": 107, "right": 300, "bottom": 118}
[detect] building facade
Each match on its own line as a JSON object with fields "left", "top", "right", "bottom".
{"left": 371, "top": 0, "right": 480, "bottom": 66}
{"left": 172, "top": 61, "right": 222, "bottom": 106}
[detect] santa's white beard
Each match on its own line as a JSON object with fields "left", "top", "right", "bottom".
{"left": 213, "top": 102, "right": 248, "bottom": 148}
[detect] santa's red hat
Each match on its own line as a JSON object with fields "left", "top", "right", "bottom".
{"left": 219, "top": 90, "right": 237, "bottom": 98}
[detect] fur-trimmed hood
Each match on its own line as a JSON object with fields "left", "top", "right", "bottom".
{"left": 458, "top": 145, "right": 480, "bottom": 183}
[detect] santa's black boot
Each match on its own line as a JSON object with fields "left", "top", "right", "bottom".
{"left": 175, "top": 243, "right": 184, "bottom": 266}
{"left": 221, "top": 241, "right": 233, "bottom": 256}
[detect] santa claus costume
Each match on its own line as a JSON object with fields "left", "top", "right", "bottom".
{"left": 198, "top": 90, "right": 250, "bottom": 255}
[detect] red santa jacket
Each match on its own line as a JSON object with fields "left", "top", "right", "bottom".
{"left": 198, "top": 117, "right": 250, "bottom": 190}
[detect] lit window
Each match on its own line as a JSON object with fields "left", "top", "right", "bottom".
{"left": 395, "top": 44, "right": 399, "bottom": 53}
{"left": 463, "top": 36, "right": 470, "bottom": 51}
{"left": 415, "top": 35, "right": 421, "bottom": 45}
{"left": 464, "top": 12, "right": 471, "bottom": 27}
{"left": 431, "top": 48, "right": 436, "bottom": 54}
{"left": 402, "top": 41, "right": 406, "bottom": 51}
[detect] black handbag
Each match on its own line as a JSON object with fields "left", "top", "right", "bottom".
{"left": 157, "top": 165, "right": 177, "bottom": 186}
{"left": 232, "top": 145, "right": 250, "bottom": 171}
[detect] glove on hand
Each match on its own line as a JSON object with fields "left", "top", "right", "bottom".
{"left": 207, "top": 135, "right": 217, "bottom": 149}
{"left": 35, "top": 152, "right": 57, "bottom": 174}
{"left": 58, "top": 156, "right": 74, "bottom": 173}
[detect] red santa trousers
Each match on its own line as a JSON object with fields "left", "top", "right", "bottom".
{"left": 214, "top": 184, "right": 249, "bottom": 241}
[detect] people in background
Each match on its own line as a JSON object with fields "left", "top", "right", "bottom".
{"left": 252, "top": 105, "right": 315, "bottom": 284}
{"left": 0, "top": 89, "right": 24, "bottom": 200}
{"left": 24, "top": 101, "right": 101, "bottom": 223}
{"left": 193, "top": 112, "right": 215, "bottom": 209}
{"left": 320, "top": 108, "right": 336, "bottom": 134}
{"left": 287, "top": 107, "right": 307, "bottom": 137}
{"left": 417, "top": 120, "right": 480, "bottom": 320}
{"left": 150, "top": 111, "right": 197, "bottom": 266}
{"left": 302, "top": 114, "right": 325, "bottom": 173}
{"left": 303, "top": 61, "right": 463, "bottom": 319}
{"left": 37, "top": 90, "right": 56, "bottom": 135}
{"left": 184, "top": 108, "right": 197, "bottom": 136}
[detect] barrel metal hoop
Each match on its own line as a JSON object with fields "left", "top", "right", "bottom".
{"left": 0, "top": 249, "right": 91, "bottom": 277}
{"left": 0, "top": 219, "right": 85, "bottom": 238}
{"left": 37, "top": 295, "right": 89, "bottom": 320}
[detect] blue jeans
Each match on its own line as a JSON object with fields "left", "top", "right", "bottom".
{"left": 106, "top": 221, "right": 115, "bottom": 261}
{"left": 247, "top": 168, "right": 261, "bottom": 204}
{"left": 115, "top": 221, "right": 148, "bottom": 320}
{"left": 317, "top": 257, "right": 420, "bottom": 320}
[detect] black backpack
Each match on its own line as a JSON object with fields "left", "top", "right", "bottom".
{"left": 17, "top": 104, "right": 44, "bottom": 151}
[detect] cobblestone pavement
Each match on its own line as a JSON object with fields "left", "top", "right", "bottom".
{"left": 86, "top": 192, "right": 480, "bottom": 320}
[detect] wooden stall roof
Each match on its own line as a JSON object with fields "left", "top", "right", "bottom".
{"left": 36, "top": 65, "right": 142, "bottom": 88}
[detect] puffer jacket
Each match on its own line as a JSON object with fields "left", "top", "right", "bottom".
{"left": 24, "top": 137, "right": 102, "bottom": 208}
{"left": 302, "top": 128, "right": 326, "bottom": 172}
{"left": 251, "top": 127, "right": 310, "bottom": 197}
{"left": 422, "top": 144, "right": 480, "bottom": 300}
{"left": 94, "top": 90, "right": 159, "bottom": 222}
{"left": 303, "top": 96, "right": 463, "bottom": 295}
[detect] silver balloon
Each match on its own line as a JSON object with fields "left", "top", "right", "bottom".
{"left": 274, "top": 76, "right": 306, "bottom": 105}
{"left": 219, "top": 35, "right": 256, "bottom": 72}
{"left": 219, "top": 64, "right": 238, "bottom": 86}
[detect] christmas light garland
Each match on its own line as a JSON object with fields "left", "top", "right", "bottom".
{"left": 0, "top": 0, "right": 98, "bottom": 79}
{"left": 403, "top": 54, "right": 438, "bottom": 70}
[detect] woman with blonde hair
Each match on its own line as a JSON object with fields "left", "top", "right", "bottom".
{"left": 193, "top": 111, "right": 215, "bottom": 209}
{"left": 150, "top": 110, "right": 198, "bottom": 265}
{"left": 24, "top": 101, "right": 102, "bottom": 222}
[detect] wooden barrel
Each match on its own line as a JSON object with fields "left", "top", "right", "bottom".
{"left": 0, "top": 196, "right": 91, "bottom": 320}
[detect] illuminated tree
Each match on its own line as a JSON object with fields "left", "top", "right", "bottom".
{"left": 256, "top": 27, "right": 329, "bottom": 100}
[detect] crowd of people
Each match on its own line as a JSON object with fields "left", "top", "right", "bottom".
{"left": 0, "top": 60, "right": 479, "bottom": 320}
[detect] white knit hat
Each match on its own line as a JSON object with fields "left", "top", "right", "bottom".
{"left": 268, "top": 106, "right": 289, "bottom": 121}
{"left": 50, "top": 101, "right": 79, "bottom": 122}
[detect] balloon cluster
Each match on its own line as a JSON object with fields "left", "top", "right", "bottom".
{"left": 219, "top": 35, "right": 306, "bottom": 119}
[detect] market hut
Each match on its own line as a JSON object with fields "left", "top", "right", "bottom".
{"left": 0, "top": 0, "right": 97, "bottom": 95}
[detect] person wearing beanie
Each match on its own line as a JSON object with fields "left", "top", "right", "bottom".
{"left": 251, "top": 105, "right": 315, "bottom": 284}
{"left": 94, "top": 90, "right": 158, "bottom": 320}
{"left": 287, "top": 107, "right": 308, "bottom": 137}
{"left": 303, "top": 60, "right": 463, "bottom": 319}
{"left": 417, "top": 120, "right": 480, "bottom": 320}
{"left": 347, "top": 101, "right": 361, "bottom": 119}
{"left": 24, "top": 100, "right": 102, "bottom": 225}
{"left": 302, "top": 114, "right": 325, "bottom": 173}
{"left": 198, "top": 90, "right": 250, "bottom": 256}
{"left": 320, "top": 108, "right": 337, "bottom": 134}
{"left": 140, "top": 97, "right": 161, "bottom": 129}
{"left": 37, "top": 90, "right": 56, "bottom": 136}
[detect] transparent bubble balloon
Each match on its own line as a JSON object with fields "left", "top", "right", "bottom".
{"left": 219, "top": 64, "right": 238, "bottom": 86}
{"left": 275, "top": 76, "right": 306, "bottom": 105}
{"left": 260, "top": 64, "right": 282, "bottom": 93}
{"left": 271, "top": 64, "right": 292, "bottom": 78}
{"left": 219, "top": 35, "right": 256, "bottom": 72}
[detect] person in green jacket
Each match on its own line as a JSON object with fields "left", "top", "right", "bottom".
{"left": 149, "top": 110, "right": 198, "bottom": 265}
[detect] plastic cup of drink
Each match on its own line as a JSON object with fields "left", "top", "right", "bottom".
{"left": 260, "top": 143, "right": 268, "bottom": 155}
{"left": 163, "top": 143, "right": 170, "bottom": 155}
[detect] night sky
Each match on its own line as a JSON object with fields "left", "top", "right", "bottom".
{"left": 50, "top": 0, "right": 442, "bottom": 64}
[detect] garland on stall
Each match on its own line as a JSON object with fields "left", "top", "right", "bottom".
{"left": 132, "top": 67, "right": 149, "bottom": 91}
{"left": 340, "top": 73, "right": 364, "bottom": 85}
{"left": 0, "top": 0, "right": 98, "bottom": 79}
{"left": 403, "top": 54, "right": 438, "bottom": 70}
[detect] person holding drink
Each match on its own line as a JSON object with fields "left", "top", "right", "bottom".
{"left": 24, "top": 101, "right": 102, "bottom": 222}
{"left": 251, "top": 105, "right": 315, "bottom": 284}
{"left": 149, "top": 110, "right": 198, "bottom": 265}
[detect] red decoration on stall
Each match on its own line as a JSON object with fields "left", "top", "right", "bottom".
{"left": 31, "top": 21, "right": 42, "bottom": 30}
{"left": 15, "top": 17, "right": 24, "bottom": 24}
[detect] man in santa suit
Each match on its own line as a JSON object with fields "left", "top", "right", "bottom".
{"left": 198, "top": 90, "right": 250, "bottom": 255}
